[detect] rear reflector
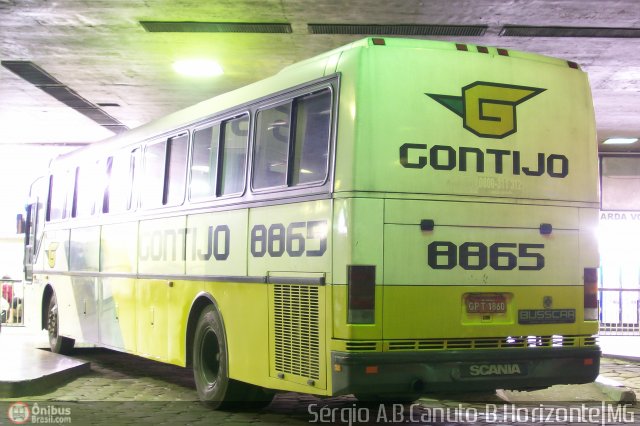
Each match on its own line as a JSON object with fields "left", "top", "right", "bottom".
{"left": 584, "top": 268, "right": 599, "bottom": 321}
{"left": 365, "top": 365, "right": 379, "bottom": 374}
{"left": 348, "top": 265, "right": 376, "bottom": 324}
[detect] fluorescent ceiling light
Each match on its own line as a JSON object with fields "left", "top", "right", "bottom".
{"left": 172, "top": 59, "right": 223, "bottom": 77}
{"left": 603, "top": 137, "right": 639, "bottom": 145}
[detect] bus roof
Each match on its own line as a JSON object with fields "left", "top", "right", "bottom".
{"left": 51, "top": 37, "right": 579, "bottom": 167}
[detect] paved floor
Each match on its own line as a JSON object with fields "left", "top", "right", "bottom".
{"left": 1, "top": 328, "right": 638, "bottom": 425}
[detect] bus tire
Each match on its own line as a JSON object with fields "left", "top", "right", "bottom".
{"left": 193, "top": 304, "right": 245, "bottom": 409}
{"left": 47, "top": 293, "right": 75, "bottom": 354}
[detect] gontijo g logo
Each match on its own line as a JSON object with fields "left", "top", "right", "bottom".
{"left": 427, "top": 82, "right": 545, "bottom": 139}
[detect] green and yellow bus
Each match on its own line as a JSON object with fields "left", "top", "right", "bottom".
{"left": 23, "top": 37, "right": 600, "bottom": 407}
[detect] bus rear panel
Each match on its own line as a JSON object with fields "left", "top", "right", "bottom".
{"left": 329, "top": 38, "right": 600, "bottom": 396}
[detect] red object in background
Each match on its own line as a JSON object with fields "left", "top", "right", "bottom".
{"left": 2, "top": 283, "right": 12, "bottom": 304}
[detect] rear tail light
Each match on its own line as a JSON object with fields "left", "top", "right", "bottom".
{"left": 347, "top": 265, "right": 376, "bottom": 324}
{"left": 584, "top": 267, "right": 599, "bottom": 321}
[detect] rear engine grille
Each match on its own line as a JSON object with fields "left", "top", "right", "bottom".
{"left": 273, "top": 284, "right": 320, "bottom": 380}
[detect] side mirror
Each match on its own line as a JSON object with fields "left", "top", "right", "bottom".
{"left": 16, "top": 214, "right": 25, "bottom": 234}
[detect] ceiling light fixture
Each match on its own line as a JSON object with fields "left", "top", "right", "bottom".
{"left": 602, "top": 137, "right": 639, "bottom": 145}
{"left": 172, "top": 59, "right": 223, "bottom": 77}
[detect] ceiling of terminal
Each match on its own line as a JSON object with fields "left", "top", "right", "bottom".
{"left": 1, "top": 0, "right": 640, "bottom": 152}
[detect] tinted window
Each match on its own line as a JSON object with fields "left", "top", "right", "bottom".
{"left": 252, "top": 88, "right": 332, "bottom": 191}
{"left": 141, "top": 141, "right": 166, "bottom": 208}
{"left": 190, "top": 125, "right": 220, "bottom": 199}
{"left": 219, "top": 116, "right": 249, "bottom": 196}
{"left": 104, "top": 152, "right": 134, "bottom": 214}
{"left": 292, "top": 89, "right": 331, "bottom": 185}
{"left": 165, "top": 134, "right": 189, "bottom": 205}
{"left": 253, "top": 103, "right": 291, "bottom": 190}
{"left": 73, "top": 162, "right": 100, "bottom": 218}
{"left": 48, "top": 170, "right": 73, "bottom": 221}
{"left": 130, "top": 148, "right": 141, "bottom": 210}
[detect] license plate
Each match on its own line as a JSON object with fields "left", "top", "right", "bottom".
{"left": 465, "top": 293, "right": 507, "bottom": 314}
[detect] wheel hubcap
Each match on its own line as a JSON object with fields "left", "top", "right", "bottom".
{"left": 201, "top": 329, "right": 221, "bottom": 385}
{"left": 48, "top": 302, "right": 58, "bottom": 340}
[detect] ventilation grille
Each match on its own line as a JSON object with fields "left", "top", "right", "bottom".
{"left": 140, "top": 21, "right": 292, "bottom": 33}
{"left": 345, "top": 341, "right": 377, "bottom": 351}
{"left": 308, "top": 24, "right": 486, "bottom": 36}
{"left": 583, "top": 336, "right": 598, "bottom": 346}
{"left": 386, "top": 335, "right": 590, "bottom": 351}
{"left": 1, "top": 61, "right": 128, "bottom": 134}
{"left": 501, "top": 25, "right": 640, "bottom": 38}
{"left": 273, "top": 284, "right": 320, "bottom": 380}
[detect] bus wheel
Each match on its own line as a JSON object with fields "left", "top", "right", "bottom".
{"left": 47, "top": 293, "right": 75, "bottom": 354}
{"left": 193, "top": 304, "right": 244, "bottom": 409}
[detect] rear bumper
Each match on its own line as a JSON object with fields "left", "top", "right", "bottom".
{"left": 331, "top": 347, "right": 601, "bottom": 396}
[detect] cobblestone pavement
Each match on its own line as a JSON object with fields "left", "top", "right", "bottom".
{"left": 1, "top": 349, "right": 638, "bottom": 425}
{"left": 600, "top": 359, "right": 640, "bottom": 396}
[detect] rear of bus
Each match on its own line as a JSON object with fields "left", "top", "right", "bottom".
{"left": 329, "top": 38, "right": 600, "bottom": 397}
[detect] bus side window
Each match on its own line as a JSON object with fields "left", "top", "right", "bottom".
{"left": 141, "top": 141, "right": 167, "bottom": 208}
{"left": 190, "top": 124, "right": 221, "bottom": 199}
{"left": 164, "top": 133, "right": 189, "bottom": 205}
{"left": 219, "top": 115, "right": 249, "bottom": 196}
{"left": 73, "top": 162, "right": 99, "bottom": 218}
{"left": 253, "top": 103, "right": 291, "bottom": 190}
{"left": 47, "top": 170, "right": 72, "bottom": 222}
{"left": 104, "top": 151, "right": 136, "bottom": 214}
{"left": 252, "top": 88, "right": 332, "bottom": 191}
{"left": 129, "top": 148, "right": 141, "bottom": 210}
{"left": 292, "top": 89, "right": 332, "bottom": 186}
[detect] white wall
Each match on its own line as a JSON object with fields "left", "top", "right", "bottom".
{"left": 0, "top": 235, "right": 25, "bottom": 280}
{"left": 0, "top": 144, "right": 76, "bottom": 235}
